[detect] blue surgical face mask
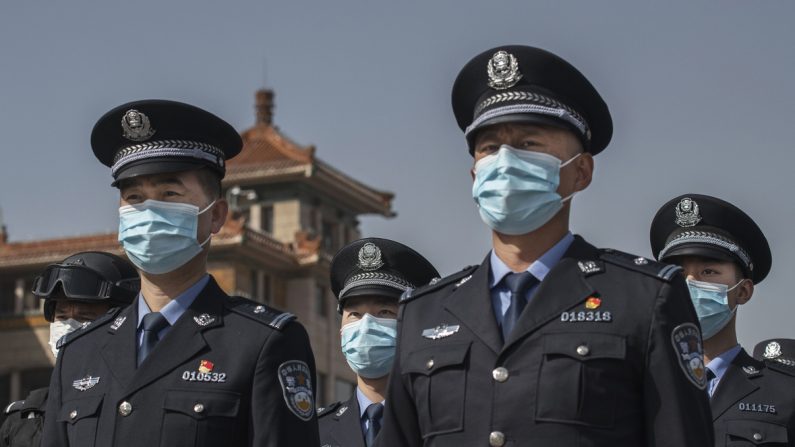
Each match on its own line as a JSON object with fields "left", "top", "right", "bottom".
{"left": 686, "top": 278, "right": 743, "bottom": 340}
{"left": 340, "top": 313, "right": 398, "bottom": 379}
{"left": 472, "top": 145, "right": 579, "bottom": 235}
{"left": 118, "top": 199, "right": 215, "bottom": 275}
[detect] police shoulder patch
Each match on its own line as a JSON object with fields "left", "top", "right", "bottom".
{"left": 316, "top": 401, "right": 341, "bottom": 418}
{"left": 670, "top": 323, "right": 707, "bottom": 389}
{"left": 278, "top": 360, "right": 315, "bottom": 421}
{"left": 400, "top": 265, "right": 478, "bottom": 304}
{"left": 58, "top": 307, "right": 122, "bottom": 349}
{"left": 599, "top": 248, "right": 681, "bottom": 282}
{"left": 228, "top": 296, "right": 296, "bottom": 330}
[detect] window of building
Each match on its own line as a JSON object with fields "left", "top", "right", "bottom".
{"left": 334, "top": 378, "right": 355, "bottom": 402}
{"left": 321, "top": 220, "right": 337, "bottom": 253}
{"left": 260, "top": 205, "right": 274, "bottom": 234}
{"left": 0, "top": 280, "right": 15, "bottom": 316}
{"left": 315, "top": 285, "right": 328, "bottom": 317}
{"left": 316, "top": 372, "right": 327, "bottom": 407}
{"left": 248, "top": 270, "right": 271, "bottom": 304}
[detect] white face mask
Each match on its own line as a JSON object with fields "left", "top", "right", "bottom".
{"left": 48, "top": 319, "right": 85, "bottom": 358}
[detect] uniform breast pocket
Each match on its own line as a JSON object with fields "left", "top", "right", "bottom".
{"left": 724, "top": 419, "right": 788, "bottom": 446}
{"left": 535, "top": 332, "right": 626, "bottom": 429}
{"left": 57, "top": 395, "right": 104, "bottom": 447}
{"left": 403, "top": 342, "right": 470, "bottom": 438}
{"left": 160, "top": 389, "right": 241, "bottom": 447}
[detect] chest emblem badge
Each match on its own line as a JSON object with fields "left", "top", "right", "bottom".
{"left": 422, "top": 324, "right": 461, "bottom": 340}
{"left": 72, "top": 376, "right": 100, "bottom": 391}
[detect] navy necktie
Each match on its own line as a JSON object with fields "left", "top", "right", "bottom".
{"left": 501, "top": 272, "right": 537, "bottom": 340}
{"left": 138, "top": 312, "right": 169, "bottom": 366}
{"left": 364, "top": 403, "right": 383, "bottom": 447}
{"left": 706, "top": 367, "right": 717, "bottom": 398}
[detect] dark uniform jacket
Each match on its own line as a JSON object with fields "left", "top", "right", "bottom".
{"left": 41, "top": 277, "right": 320, "bottom": 447}
{"left": 711, "top": 348, "right": 795, "bottom": 446}
{"left": 1, "top": 388, "right": 47, "bottom": 447}
{"left": 376, "top": 236, "right": 714, "bottom": 447}
{"left": 318, "top": 393, "right": 367, "bottom": 447}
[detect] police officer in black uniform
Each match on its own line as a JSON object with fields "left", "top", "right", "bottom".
{"left": 318, "top": 238, "right": 438, "bottom": 447}
{"left": 755, "top": 339, "right": 795, "bottom": 367}
{"left": 41, "top": 100, "right": 320, "bottom": 447}
{"left": 376, "top": 46, "right": 713, "bottom": 447}
{"left": 1, "top": 251, "right": 138, "bottom": 447}
{"left": 651, "top": 193, "right": 795, "bottom": 446}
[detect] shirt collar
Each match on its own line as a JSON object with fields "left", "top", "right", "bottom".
{"left": 706, "top": 344, "right": 742, "bottom": 381}
{"left": 137, "top": 274, "right": 210, "bottom": 328}
{"left": 489, "top": 232, "right": 574, "bottom": 288}
{"left": 355, "top": 386, "right": 385, "bottom": 419}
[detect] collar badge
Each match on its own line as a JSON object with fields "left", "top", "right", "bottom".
{"left": 675, "top": 197, "right": 701, "bottom": 227}
{"left": 121, "top": 109, "right": 155, "bottom": 141}
{"left": 578, "top": 260, "right": 602, "bottom": 275}
{"left": 742, "top": 365, "right": 760, "bottom": 375}
{"left": 357, "top": 242, "right": 384, "bottom": 271}
{"left": 487, "top": 50, "right": 523, "bottom": 90}
{"left": 193, "top": 313, "right": 216, "bottom": 326}
{"left": 764, "top": 341, "right": 782, "bottom": 359}
{"left": 335, "top": 406, "right": 348, "bottom": 417}
{"left": 110, "top": 316, "right": 127, "bottom": 331}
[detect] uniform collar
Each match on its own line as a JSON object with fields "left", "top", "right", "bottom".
{"left": 355, "top": 386, "right": 385, "bottom": 419}
{"left": 489, "top": 232, "right": 574, "bottom": 288}
{"left": 137, "top": 274, "right": 210, "bottom": 328}
{"left": 706, "top": 344, "right": 742, "bottom": 381}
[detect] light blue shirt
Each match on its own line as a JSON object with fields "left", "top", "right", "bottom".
{"left": 356, "top": 386, "right": 385, "bottom": 435}
{"left": 489, "top": 232, "right": 574, "bottom": 326}
{"left": 136, "top": 274, "right": 210, "bottom": 349}
{"left": 706, "top": 344, "right": 742, "bottom": 397}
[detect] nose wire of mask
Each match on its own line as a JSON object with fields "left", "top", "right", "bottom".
{"left": 471, "top": 145, "right": 575, "bottom": 235}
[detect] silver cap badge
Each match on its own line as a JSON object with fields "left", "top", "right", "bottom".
{"left": 764, "top": 341, "right": 782, "bottom": 359}
{"left": 674, "top": 197, "right": 701, "bottom": 227}
{"left": 121, "top": 109, "right": 156, "bottom": 141}
{"left": 487, "top": 51, "right": 523, "bottom": 90}
{"left": 357, "top": 242, "right": 384, "bottom": 271}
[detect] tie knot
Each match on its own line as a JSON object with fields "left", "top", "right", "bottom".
{"left": 365, "top": 403, "right": 383, "bottom": 421}
{"left": 503, "top": 272, "right": 537, "bottom": 295}
{"left": 706, "top": 367, "right": 717, "bottom": 381}
{"left": 142, "top": 312, "right": 169, "bottom": 332}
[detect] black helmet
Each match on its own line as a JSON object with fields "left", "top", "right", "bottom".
{"left": 33, "top": 251, "right": 140, "bottom": 321}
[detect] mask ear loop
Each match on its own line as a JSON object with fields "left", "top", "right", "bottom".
{"left": 197, "top": 199, "right": 218, "bottom": 247}
{"left": 559, "top": 153, "right": 583, "bottom": 203}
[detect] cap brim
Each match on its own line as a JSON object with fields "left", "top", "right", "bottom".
{"left": 111, "top": 159, "right": 218, "bottom": 187}
{"left": 339, "top": 285, "right": 403, "bottom": 303}
{"left": 660, "top": 244, "right": 741, "bottom": 265}
{"left": 466, "top": 114, "right": 586, "bottom": 154}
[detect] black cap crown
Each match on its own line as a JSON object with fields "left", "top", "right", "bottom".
{"left": 650, "top": 194, "right": 771, "bottom": 283}
{"left": 452, "top": 45, "right": 612, "bottom": 155}
{"left": 330, "top": 238, "right": 439, "bottom": 313}
{"left": 91, "top": 99, "right": 242, "bottom": 185}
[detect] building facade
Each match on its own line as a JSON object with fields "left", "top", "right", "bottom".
{"left": 0, "top": 89, "right": 394, "bottom": 407}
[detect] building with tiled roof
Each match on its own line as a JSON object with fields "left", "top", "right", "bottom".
{"left": 0, "top": 89, "right": 394, "bottom": 407}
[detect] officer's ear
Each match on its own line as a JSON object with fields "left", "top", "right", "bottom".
{"left": 209, "top": 198, "right": 228, "bottom": 234}
{"left": 572, "top": 152, "right": 594, "bottom": 192}
{"left": 735, "top": 278, "right": 754, "bottom": 305}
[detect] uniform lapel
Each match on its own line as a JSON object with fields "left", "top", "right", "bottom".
{"left": 100, "top": 302, "right": 138, "bottom": 388}
{"left": 328, "top": 393, "right": 366, "bottom": 447}
{"left": 502, "top": 237, "right": 598, "bottom": 350}
{"left": 710, "top": 349, "right": 762, "bottom": 420}
{"left": 443, "top": 256, "right": 503, "bottom": 354}
{"left": 123, "top": 278, "right": 224, "bottom": 396}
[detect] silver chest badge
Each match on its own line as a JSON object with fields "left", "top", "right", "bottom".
{"left": 674, "top": 197, "right": 701, "bottom": 227}
{"left": 72, "top": 376, "right": 100, "bottom": 391}
{"left": 422, "top": 324, "right": 461, "bottom": 340}
{"left": 121, "top": 109, "right": 155, "bottom": 141}
{"left": 193, "top": 313, "right": 216, "bottom": 326}
{"left": 764, "top": 341, "right": 782, "bottom": 359}
{"left": 487, "top": 51, "right": 523, "bottom": 90}
{"left": 357, "top": 242, "right": 384, "bottom": 271}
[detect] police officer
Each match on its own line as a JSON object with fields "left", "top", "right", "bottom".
{"left": 41, "top": 100, "right": 320, "bottom": 447}
{"left": 1, "top": 251, "right": 138, "bottom": 447}
{"left": 376, "top": 46, "right": 713, "bottom": 447}
{"left": 755, "top": 339, "right": 795, "bottom": 367}
{"left": 651, "top": 193, "right": 795, "bottom": 446}
{"left": 318, "top": 238, "right": 439, "bottom": 447}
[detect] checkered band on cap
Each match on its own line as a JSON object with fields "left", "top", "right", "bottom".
{"left": 110, "top": 140, "right": 226, "bottom": 177}
{"left": 658, "top": 230, "right": 753, "bottom": 271}
{"left": 338, "top": 272, "right": 415, "bottom": 300}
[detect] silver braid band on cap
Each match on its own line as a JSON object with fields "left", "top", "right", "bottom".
{"left": 658, "top": 230, "right": 752, "bottom": 270}
{"left": 465, "top": 103, "right": 589, "bottom": 140}
{"left": 338, "top": 272, "right": 414, "bottom": 300}
{"left": 111, "top": 140, "right": 225, "bottom": 177}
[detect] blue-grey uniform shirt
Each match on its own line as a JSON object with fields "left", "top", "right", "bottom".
{"left": 136, "top": 274, "right": 210, "bottom": 350}
{"left": 706, "top": 344, "right": 742, "bottom": 397}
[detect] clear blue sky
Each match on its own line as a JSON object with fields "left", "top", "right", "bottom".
{"left": 1, "top": 1, "right": 793, "bottom": 347}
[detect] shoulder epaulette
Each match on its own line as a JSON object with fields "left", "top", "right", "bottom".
{"left": 57, "top": 307, "right": 122, "bottom": 349}
{"left": 400, "top": 265, "right": 478, "bottom": 304}
{"left": 228, "top": 296, "right": 296, "bottom": 330}
{"left": 317, "top": 401, "right": 342, "bottom": 418}
{"left": 764, "top": 358, "right": 795, "bottom": 377}
{"left": 4, "top": 400, "right": 24, "bottom": 414}
{"left": 599, "top": 248, "right": 681, "bottom": 282}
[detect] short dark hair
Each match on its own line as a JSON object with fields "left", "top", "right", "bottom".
{"left": 195, "top": 167, "right": 222, "bottom": 200}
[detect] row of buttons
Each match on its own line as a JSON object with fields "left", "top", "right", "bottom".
{"left": 69, "top": 401, "right": 206, "bottom": 420}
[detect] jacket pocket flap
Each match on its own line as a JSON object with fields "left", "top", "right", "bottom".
{"left": 57, "top": 395, "right": 104, "bottom": 424}
{"left": 163, "top": 390, "right": 241, "bottom": 419}
{"left": 404, "top": 342, "right": 471, "bottom": 375}
{"left": 726, "top": 419, "right": 788, "bottom": 444}
{"left": 543, "top": 332, "right": 625, "bottom": 360}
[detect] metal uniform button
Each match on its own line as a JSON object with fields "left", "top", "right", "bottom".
{"left": 426, "top": 358, "right": 434, "bottom": 370}
{"left": 492, "top": 367, "right": 509, "bottom": 382}
{"left": 193, "top": 403, "right": 205, "bottom": 414}
{"left": 753, "top": 433, "right": 763, "bottom": 441}
{"left": 69, "top": 410, "right": 77, "bottom": 420}
{"left": 118, "top": 401, "right": 132, "bottom": 416}
{"left": 489, "top": 431, "right": 506, "bottom": 447}
{"left": 576, "top": 345, "right": 590, "bottom": 356}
